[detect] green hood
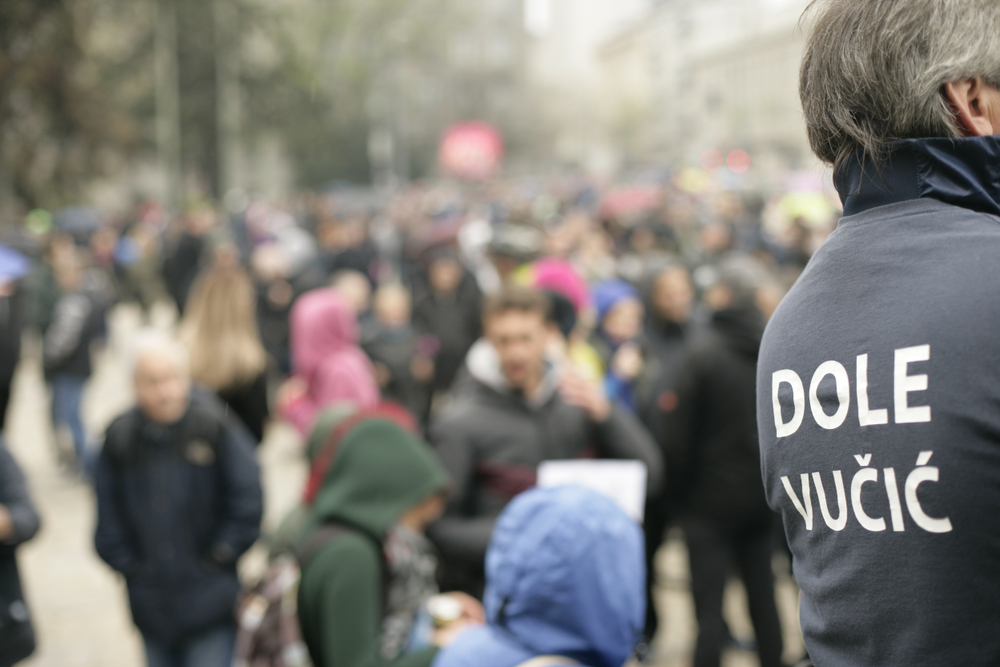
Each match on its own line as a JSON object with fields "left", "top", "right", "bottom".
{"left": 269, "top": 406, "right": 357, "bottom": 558}
{"left": 304, "top": 418, "right": 449, "bottom": 540}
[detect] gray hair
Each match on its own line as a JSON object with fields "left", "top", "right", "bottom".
{"left": 128, "top": 329, "right": 190, "bottom": 378}
{"left": 800, "top": 0, "right": 1000, "bottom": 171}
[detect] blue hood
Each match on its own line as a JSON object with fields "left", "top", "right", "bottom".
{"left": 836, "top": 135, "right": 1000, "bottom": 218}
{"left": 468, "top": 486, "right": 644, "bottom": 667}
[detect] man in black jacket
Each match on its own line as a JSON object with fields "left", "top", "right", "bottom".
{"left": 666, "top": 258, "right": 783, "bottom": 667}
{"left": 427, "top": 286, "right": 662, "bottom": 596}
{"left": 94, "top": 332, "right": 262, "bottom": 667}
{"left": 638, "top": 261, "right": 694, "bottom": 645}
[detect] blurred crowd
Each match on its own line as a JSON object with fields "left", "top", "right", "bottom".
{"left": 0, "top": 172, "right": 836, "bottom": 667}
{"left": 0, "top": 173, "right": 833, "bottom": 439}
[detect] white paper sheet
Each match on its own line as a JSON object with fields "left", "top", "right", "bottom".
{"left": 536, "top": 459, "right": 647, "bottom": 522}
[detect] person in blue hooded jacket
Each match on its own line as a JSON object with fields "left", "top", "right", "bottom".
{"left": 588, "top": 280, "right": 647, "bottom": 413}
{"left": 432, "top": 485, "right": 644, "bottom": 667}
{"left": 759, "top": 2, "right": 1000, "bottom": 666}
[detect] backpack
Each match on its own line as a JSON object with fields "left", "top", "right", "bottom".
{"left": 232, "top": 554, "right": 312, "bottom": 667}
{"left": 234, "top": 405, "right": 413, "bottom": 667}
{"left": 232, "top": 524, "right": 351, "bottom": 667}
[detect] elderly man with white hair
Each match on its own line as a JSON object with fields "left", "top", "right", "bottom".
{"left": 94, "top": 331, "right": 262, "bottom": 667}
{"left": 758, "top": 1, "right": 1000, "bottom": 666}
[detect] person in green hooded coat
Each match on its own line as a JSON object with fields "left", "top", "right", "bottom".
{"left": 295, "top": 405, "right": 481, "bottom": 667}
{"left": 268, "top": 404, "right": 359, "bottom": 559}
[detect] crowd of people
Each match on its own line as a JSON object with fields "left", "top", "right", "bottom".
{"left": 0, "top": 167, "right": 832, "bottom": 667}
{"left": 4, "top": 1, "right": 1000, "bottom": 666}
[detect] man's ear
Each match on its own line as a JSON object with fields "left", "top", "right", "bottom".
{"left": 944, "top": 77, "right": 998, "bottom": 136}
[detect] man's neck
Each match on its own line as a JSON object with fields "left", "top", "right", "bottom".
{"left": 513, "top": 368, "right": 545, "bottom": 400}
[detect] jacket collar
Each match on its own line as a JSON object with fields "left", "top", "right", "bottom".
{"left": 836, "top": 135, "right": 1000, "bottom": 218}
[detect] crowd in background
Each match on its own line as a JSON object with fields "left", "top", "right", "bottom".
{"left": 0, "top": 171, "right": 836, "bottom": 667}
{"left": 0, "top": 173, "right": 832, "bottom": 436}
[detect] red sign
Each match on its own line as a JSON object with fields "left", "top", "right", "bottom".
{"left": 438, "top": 122, "right": 504, "bottom": 181}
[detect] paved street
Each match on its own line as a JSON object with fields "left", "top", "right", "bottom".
{"left": 3, "top": 303, "right": 801, "bottom": 667}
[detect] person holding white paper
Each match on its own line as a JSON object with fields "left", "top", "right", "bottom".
{"left": 427, "top": 287, "right": 662, "bottom": 598}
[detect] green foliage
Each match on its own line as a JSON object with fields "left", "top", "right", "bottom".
{"left": 0, "top": 0, "right": 533, "bottom": 212}
{"left": 0, "top": 0, "right": 138, "bottom": 212}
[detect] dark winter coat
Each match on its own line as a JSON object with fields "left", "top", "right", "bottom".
{"left": 411, "top": 277, "right": 481, "bottom": 394}
{"left": 42, "top": 287, "right": 102, "bottom": 379}
{"left": 0, "top": 290, "right": 22, "bottom": 388}
{"left": 162, "top": 232, "right": 205, "bottom": 314}
{"left": 94, "top": 396, "right": 263, "bottom": 644}
{"left": 216, "top": 371, "right": 269, "bottom": 444}
{"left": 362, "top": 326, "right": 432, "bottom": 425}
{"left": 639, "top": 319, "right": 688, "bottom": 435}
{"left": 758, "top": 136, "right": 1000, "bottom": 667}
{"left": 0, "top": 440, "right": 40, "bottom": 667}
{"left": 666, "top": 305, "right": 772, "bottom": 527}
{"left": 427, "top": 346, "right": 662, "bottom": 593}
{"left": 0, "top": 289, "right": 23, "bottom": 430}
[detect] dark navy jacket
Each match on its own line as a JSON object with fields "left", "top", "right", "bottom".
{"left": 94, "top": 396, "right": 262, "bottom": 644}
{"left": 757, "top": 136, "right": 1000, "bottom": 666}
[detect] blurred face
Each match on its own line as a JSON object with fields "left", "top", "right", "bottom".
{"left": 602, "top": 298, "right": 644, "bottom": 343}
{"left": 55, "top": 262, "right": 83, "bottom": 292}
{"left": 698, "top": 223, "right": 732, "bottom": 254}
{"left": 630, "top": 227, "right": 656, "bottom": 254}
{"left": 334, "top": 276, "right": 372, "bottom": 313}
{"left": 485, "top": 309, "right": 548, "bottom": 391}
{"left": 134, "top": 352, "right": 191, "bottom": 424}
{"left": 652, "top": 267, "right": 694, "bottom": 324}
{"left": 398, "top": 492, "right": 447, "bottom": 533}
{"left": 429, "top": 258, "right": 463, "bottom": 295}
{"left": 186, "top": 208, "right": 216, "bottom": 236}
{"left": 375, "top": 291, "right": 411, "bottom": 328}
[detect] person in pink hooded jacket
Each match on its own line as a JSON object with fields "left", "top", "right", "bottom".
{"left": 278, "top": 288, "right": 380, "bottom": 435}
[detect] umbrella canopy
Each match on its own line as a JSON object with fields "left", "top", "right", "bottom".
{"left": 0, "top": 245, "right": 31, "bottom": 281}
{"left": 599, "top": 185, "right": 661, "bottom": 218}
{"left": 53, "top": 206, "right": 102, "bottom": 235}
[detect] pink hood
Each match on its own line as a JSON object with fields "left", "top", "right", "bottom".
{"left": 285, "top": 289, "right": 379, "bottom": 434}
{"left": 291, "top": 289, "right": 360, "bottom": 379}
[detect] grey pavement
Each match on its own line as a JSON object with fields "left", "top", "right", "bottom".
{"left": 3, "top": 303, "right": 801, "bottom": 667}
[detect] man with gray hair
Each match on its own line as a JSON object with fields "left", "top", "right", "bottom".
{"left": 758, "top": 1, "right": 1000, "bottom": 665}
{"left": 95, "top": 331, "right": 262, "bottom": 667}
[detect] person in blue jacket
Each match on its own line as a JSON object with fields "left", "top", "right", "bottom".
{"left": 432, "top": 485, "right": 644, "bottom": 667}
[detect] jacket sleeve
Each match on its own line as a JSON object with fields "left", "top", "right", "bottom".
{"left": 209, "top": 426, "right": 263, "bottom": 566}
{"left": 93, "top": 447, "right": 141, "bottom": 577}
{"left": 0, "top": 443, "right": 39, "bottom": 546}
{"left": 425, "top": 415, "right": 495, "bottom": 565}
{"left": 590, "top": 405, "right": 665, "bottom": 498}
{"left": 281, "top": 390, "right": 319, "bottom": 436}
{"left": 300, "top": 537, "right": 438, "bottom": 667}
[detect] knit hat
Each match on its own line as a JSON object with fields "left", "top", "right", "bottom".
{"left": 531, "top": 258, "right": 589, "bottom": 313}
{"left": 592, "top": 279, "right": 641, "bottom": 323}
